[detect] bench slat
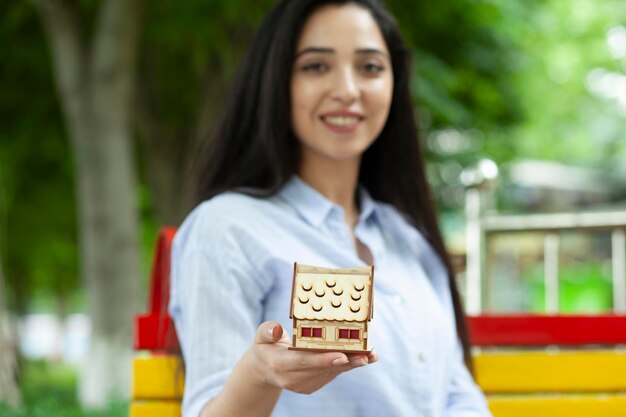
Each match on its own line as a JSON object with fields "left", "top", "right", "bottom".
{"left": 132, "top": 351, "right": 626, "bottom": 399}
{"left": 148, "top": 227, "right": 177, "bottom": 314}
{"left": 136, "top": 314, "right": 626, "bottom": 351}
{"left": 488, "top": 394, "right": 626, "bottom": 417}
{"left": 130, "top": 391, "right": 626, "bottom": 417}
{"left": 469, "top": 315, "right": 626, "bottom": 346}
{"left": 130, "top": 401, "right": 181, "bottom": 417}
{"left": 132, "top": 356, "right": 184, "bottom": 400}
{"left": 476, "top": 350, "right": 626, "bottom": 393}
{"left": 134, "top": 313, "right": 178, "bottom": 351}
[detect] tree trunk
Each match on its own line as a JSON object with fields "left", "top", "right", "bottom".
{"left": 33, "top": 0, "right": 142, "bottom": 407}
{"left": 0, "top": 249, "right": 20, "bottom": 408}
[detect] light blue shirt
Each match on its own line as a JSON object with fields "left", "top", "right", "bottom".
{"left": 170, "top": 177, "right": 491, "bottom": 417}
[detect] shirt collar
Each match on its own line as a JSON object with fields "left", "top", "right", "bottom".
{"left": 357, "top": 186, "right": 378, "bottom": 224}
{"left": 279, "top": 176, "right": 379, "bottom": 228}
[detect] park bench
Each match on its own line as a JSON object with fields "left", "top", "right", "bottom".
{"left": 130, "top": 227, "right": 626, "bottom": 417}
{"left": 130, "top": 227, "right": 182, "bottom": 417}
{"left": 471, "top": 314, "right": 626, "bottom": 416}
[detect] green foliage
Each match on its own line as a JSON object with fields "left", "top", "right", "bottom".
{"left": 2, "top": 0, "right": 624, "bottom": 314}
{"left": 526, "top": 261, "right": 613, "bottom": 313}
{"left": 20, "top": 360, "right": 78, "bottom": 407}
{"left": 0, "top": 402, "right": 127, "bottom": 417}
{"left": 388, "top": 0, "right": 532, "bottom": 210}
{"left": 0, "top": 2, "right": 78, "bottom": 314}
{"left": 0, "top": 360, "right": 127, "bottom": 416}
{"left": 408, "top": 0, "right": 626, "bottom": 210}
{"left": 0, "top": 1, "right": 164, "bottom": 313}
{"left": 393, "top": 0, "right": 527, "bottom": 130}
{"left": 509, "top": 0, "right": 626, "bottom": 171}
{"left": 139, "top": 0, "right": 276, "bottom": 133}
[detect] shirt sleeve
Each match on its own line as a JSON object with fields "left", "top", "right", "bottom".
{"left": 444, "top": 343, "right": 493, "bottom": 417}
{"left": 405, "top": 221, "right": 492, "bottom": 416}
{"left": 169, "top": 206, "right": 271, "bottom": 417}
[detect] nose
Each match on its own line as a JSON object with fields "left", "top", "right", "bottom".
{"left": 330, "top": 67, "right": 359, "bottom": 104}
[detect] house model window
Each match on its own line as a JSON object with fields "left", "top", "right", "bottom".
{"left": 301, "top": 327, "right": 324, "bottom": 338}
{"left": 289, "top": 262, "right": 374, "bottom": 353}
{"left": 338, "top": 329, "right": 360, "bottom": 340}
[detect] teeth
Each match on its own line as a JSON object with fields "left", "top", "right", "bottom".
{"left": 324, "top": 116, "right": 360, "bottom": 127}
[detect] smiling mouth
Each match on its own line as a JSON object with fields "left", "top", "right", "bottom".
{"left": 320, "top": 115, "right": 363, "bottom": 127}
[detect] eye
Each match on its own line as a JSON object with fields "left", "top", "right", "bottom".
{"left": 361, "top": 62, "right": 385, "bottom": 74}
{"left": 301, "top": 62, "right": 329, "bottom": 73}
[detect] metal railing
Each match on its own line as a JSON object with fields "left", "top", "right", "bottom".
{"left": 462, "top": 161, "right": 626, "bottom": 315}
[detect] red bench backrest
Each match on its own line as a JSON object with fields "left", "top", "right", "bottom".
{"left": 468, "top": 314, "right": 626, "bottom": 346}
{"left": 134, "top": 227, "right": 179, "bottom": 352}
{"left": 136, "top": 227, "right": 626, "bottom": 350}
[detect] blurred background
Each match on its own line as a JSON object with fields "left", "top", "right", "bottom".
{"left": 0, "top": 0, "right": 624, "bottom": 415}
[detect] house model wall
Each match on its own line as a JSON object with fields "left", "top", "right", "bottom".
{"left": 289, "top": 263, "right": 374, "bottom": 353}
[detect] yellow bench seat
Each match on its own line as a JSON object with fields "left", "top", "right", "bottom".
{"left": 131, "top": 351, "right": 626, "bottom": 417}
{"left": 130, "top": 400, "right": 181, "bottom": 417}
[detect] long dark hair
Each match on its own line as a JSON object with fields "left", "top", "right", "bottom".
{"left": 196, "top": 0, "right": 473, "bottom": 370}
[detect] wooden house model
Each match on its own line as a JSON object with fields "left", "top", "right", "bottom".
{"left": 289, "top": 263, "right": 374, "bottom": 353}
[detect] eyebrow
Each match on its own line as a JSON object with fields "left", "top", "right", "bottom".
{"left": 294, "top": 47, "right": 389, "bottom": 59}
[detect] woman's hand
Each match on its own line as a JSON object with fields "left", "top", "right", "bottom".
{"left": 246, "top": 321, "right": 379, "bottom": 395}
{"left": 201, "top": 321, "right": 378, "bottom": 417}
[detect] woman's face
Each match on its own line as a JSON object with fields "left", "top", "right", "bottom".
{"left": 291, "top": 3, "right": 393, "bottom": 165}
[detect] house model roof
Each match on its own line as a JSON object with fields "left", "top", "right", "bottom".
{"left": 290, "top": 263, "right": 374, "bottom": 322}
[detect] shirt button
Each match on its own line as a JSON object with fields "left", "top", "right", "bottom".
{"left": 418, "top": 352, "right": 426, "bottom": 363}
{"left": 393, "top": 295, "right": 404, "bottom": 305}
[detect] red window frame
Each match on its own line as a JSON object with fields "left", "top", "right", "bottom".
{"left": 338, "top": 328, "right": 360, "bottom": 340}
{"left": 301, "top": 326, "right": 324, "bottom": 338}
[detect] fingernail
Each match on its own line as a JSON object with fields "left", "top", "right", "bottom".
{"left": 350, "top": 358, "right": 366, "bottom": 367}
{"left": 267, "top": 325, "right": 275, "bottom": 338}
{"left": 332, "top": 357, "right": 349, "bottom": 366}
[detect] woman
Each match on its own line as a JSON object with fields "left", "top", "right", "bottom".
{"left": 169, "top": 1, "right": 491, "bottom": 416}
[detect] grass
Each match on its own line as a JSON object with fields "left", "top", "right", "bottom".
{"left": 0, "top": 360, "right": 128, "bottom": 417}
{"left": 0, "top": 400, "right": 128, "bottom": 417}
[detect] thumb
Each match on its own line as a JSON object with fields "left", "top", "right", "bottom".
{"left": 255, "top": 321, "right": 284, "bottom": 344}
